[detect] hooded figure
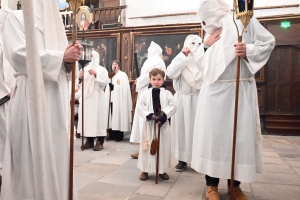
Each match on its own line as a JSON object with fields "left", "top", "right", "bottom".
{"left": 130, "top": 41, "right": 166, "bottom": 145}
{"left": 77, "top": 50, "right": 109, "bottom": 150}
{"left": 104, "top": 60, "right": 132, "bottom": 141}
{"left": 0, "top": 0, "right": 16, "bottom": 170}
{"left": 166, "top": 34, "right": 204, "bottom": 171}
{"left": 1, "top": 0, "right": 81, "bottom": 199}
{"left": 191, "top": 0, "right": 275, "bottom": 199}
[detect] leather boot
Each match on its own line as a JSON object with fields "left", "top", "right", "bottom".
{"left": 82, "top": 139, "right": 94, "bottom": 149}
{"left": 159, "top": 173, "right": 169, "bottom": 180}
{"left": 93, "top": 141, "right": 103, "bottom": 151}
{"left": 228, "top": 186, "right": 247, "bottom": 200}
{"left": 131, "top": 153, "right": 139, "bottom": 159}
{"left": 139, "top": 172, "right": 148, "bottom": 181}
{"left": 206, "top": 186, "right": 220, "bottom": 200}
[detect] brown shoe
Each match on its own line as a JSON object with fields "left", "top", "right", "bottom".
{"left": 139, "top": 172, "right": 148, "bottom": 181}
{"left": 131, "top": 153, "right": 139, "bottom": 159}
{"left": 82, "top": 140, "right": 94, "bottom": 149}
{"left": 228, "top": 186, "right": 247, "bottom": 200}
{"left": 93, "top": 141, "right": 103, "bottom": 151}
{"left": 159, "top": 173, "right": 169, "bottom": 180}
{"left": 75, "top": 133, "right": 81, "bottom": 138}
{"left": 206, "top": 186, "right": 220, "bottom": 200}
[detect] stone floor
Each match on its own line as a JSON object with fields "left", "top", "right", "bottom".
{"left": 74, "top": 133, "right": 300, "bottom": 200}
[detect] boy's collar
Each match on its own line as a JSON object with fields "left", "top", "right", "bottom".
{"left": 148, "top": 83, "right": 166, "bottom": 89}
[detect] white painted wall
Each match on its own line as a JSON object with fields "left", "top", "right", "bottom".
{"left": 123, "top": 0, "right": 300, "bottom": 27}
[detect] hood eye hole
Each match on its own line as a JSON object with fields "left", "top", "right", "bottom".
{"left": 202, "top": 21, "right": 206, "bottom": 26}
{"left": 192, "top": 42, "right": 195, "bottom": 44}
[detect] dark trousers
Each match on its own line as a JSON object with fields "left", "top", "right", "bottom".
{"left": 86, "top": 137, "right": 104, "bottom": 144}
{"left": 205, "top": 175, "right": 240, "bottom": 187}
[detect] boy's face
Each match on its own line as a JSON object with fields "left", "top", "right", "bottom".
{"left": 150, "top": 74, "right": 164, "bottom": 88}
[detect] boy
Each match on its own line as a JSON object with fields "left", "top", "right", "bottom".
{"left": 137, "top": 68, "right": 176, "bottom": 180}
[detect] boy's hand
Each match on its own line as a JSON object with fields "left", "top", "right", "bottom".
{"left": 234, "top": 42, "right": 246, "bottom": 57}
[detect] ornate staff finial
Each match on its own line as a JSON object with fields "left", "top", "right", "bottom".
{"left": 235, "top": 0, "right": 254, "bottom": 28}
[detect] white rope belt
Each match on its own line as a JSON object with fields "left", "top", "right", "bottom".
{"left": 14, "top": 72, "right": 26, "bottom": 78}
{"left": 216, "top": 76, "right": 255, "bottom": 83}
{"left": 176, "top": 91, "right": 199, "bottom": 96}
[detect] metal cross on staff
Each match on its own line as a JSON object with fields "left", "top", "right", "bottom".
{"left": 68, "top": 1, "right": 81, "bottom": 200}
{"left": 230, "top": 0, "right": 254, "bottom": 199}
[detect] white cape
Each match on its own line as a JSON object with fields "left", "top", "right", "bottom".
{"left": 105, "top": 70, "right": 132, "bottom": 132}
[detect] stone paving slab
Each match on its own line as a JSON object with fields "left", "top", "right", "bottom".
{"left": 264, "top": 163, "right": 295, "bottom": 173}
{"left": 91, "top": 150, "right": 132, "bottom": 165}
{"left": 78, "top": 182, "right": 137, "bottom": 200}
{"left": 135, "top": 180, "right": 173, "bottom": 197}
{"left": 75, "top": 162, "right": 119, "bottom": 175}
{"left": 96, "top": 163, "right": 143, "bottom": 187}
{"left": 251, "top": 183, "right": 300, "bottom": 200}
{"left": 256, "top": 172, "right": 300, "bottom": 185}
{"left": 127, "top": 194, "right": 164, "bottom": 200}
{"left": 164, "top": 175, "right": 205, "bottom": 200}
{"left": 75, "top": 171, "right": 103, "bottom": 191}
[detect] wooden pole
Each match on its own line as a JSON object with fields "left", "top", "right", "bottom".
{"left": 69, "top": 1, "right": 81, "bottom": 199}
{"left": 106, "top": 78, "right": 112, "bottom": 141}
{"left": 155, "top": 123, "right": 161, "bottom": 184}
{"left": 229, "top": 36, "right": 242, "bottom": 200}
{"left": 81, "top": 69, "right": 85, "bottom": 150}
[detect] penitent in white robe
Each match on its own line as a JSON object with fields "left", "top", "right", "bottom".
{"left": 191, "top": 17, "right": 275, "bottom": 182}
{"left": 105, "top": 70, "right": 132, "bottom": 132}
{"left": 0, "top": 45, "right": 15, "bottom": 169}
{"left": 77, "top": 52, "right": 109, "bottom": 137}
{"left": 137, "top": 88, "right": 176, "bottom": 174}
{"left": 1, "top": 11, "right": 77, "bottom": 200}
{"left": 130, "top": 41, "right": 166, "bottom": 143}
{"left": 167, "top": 48, "right": 204, "bottom": 163}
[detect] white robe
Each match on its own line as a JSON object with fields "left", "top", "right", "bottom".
{"left": 167, "top": 51, "right": 203, "bottom": 163}
{"left": 77, "top": 65, "right": 109, "bottom": 137}
{"left": 137, "top": 88, "right": 176, "bottom": 173}
{"left": 0, "top": 50, "right": 15, "bottom": 169}
{"left": 130, "top": 60, "right": 166, "bottom": 143}
{"left": 191, "top": 18, "right": 275, "bottom": 182}
{"left": 105, "top": 70, "right": 132, "bottom": 132}
{"left": 1, "top": 11, "right": 77, "bottom": 200}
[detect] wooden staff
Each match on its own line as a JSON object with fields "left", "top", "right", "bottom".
{"left": 230, "top": 0, "right": 253, "bottom": 199}
{"left": 68, "top": 1, "right": 81, "bottom": 200}
{"left": 81, "top": 69, "right": 85, "bottom": 150}
{"left": 106, "top": 77, "right": 112, "bottom": 141}
{"left": 155, "top": 111, "right": 162, "bottom": 184}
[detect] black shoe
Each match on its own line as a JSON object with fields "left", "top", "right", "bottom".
{"left": 175, "top": 161, "right": 187, "bottom": 172}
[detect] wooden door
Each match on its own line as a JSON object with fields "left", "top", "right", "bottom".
{"left": 266, "top": 45, "right": 300, "bottom": 114}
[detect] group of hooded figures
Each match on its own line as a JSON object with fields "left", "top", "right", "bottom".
{"left": 0, "top": 0, "right": 275, "bottom": 200}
